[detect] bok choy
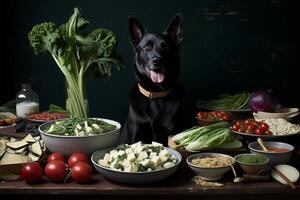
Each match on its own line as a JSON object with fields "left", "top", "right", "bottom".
{"left": 172, "top": 122, "right": 241, "bottom": 151}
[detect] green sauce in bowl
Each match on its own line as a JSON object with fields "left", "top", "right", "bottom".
{"left": 237, "top": 154, "right": 268, "bottom": 165}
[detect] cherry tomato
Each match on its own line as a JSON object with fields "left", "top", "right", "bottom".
{"left": 71, "top": 162, "right": 93, "bottom": 183}
{"left": 234, "top": 121, "right": 243, "bottom": 126}
{"left": 255, "top": 127, "right": 265, "bottom": 135}
{"left": 21, "top": 162, "right": 43, "bottom": 183}
{"left": 232, "top": 124, "right": 240, "bottom": 131}
{"left": 47, "top": 152, "right": 65, "bottom": 163}
{"left": 260, "top": 123, "right": 269, "bottom": 130}
{"left": 197, "top": 112, "right": 208, "bottom": 120}
{"left": 245, "top": 124, "right": 256, "bottom": 132}
{"left": 68, "top": 153, "right": 90, "bottom": 168}
{"left": 221, "top": 115, "right": 231, "bottom": 121}
{"left": 216, "top": 112, "right": 223, "bottom": 118}
{"left": 45, "top": 160, "right": 67, "bottom": 182}
{"left": 244, "top": 119, "right": 254, "bottom": 125}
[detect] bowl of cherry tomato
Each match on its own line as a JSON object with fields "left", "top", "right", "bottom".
{"left": 196, "top": 111, "right": 232, "bottom": 126}
{"left": 230, "top": 119, "right": 279, "bottom": 140}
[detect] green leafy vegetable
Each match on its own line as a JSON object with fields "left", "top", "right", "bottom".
{"left": 203, "top": 92, "right": 250, "bottom": 110}
{"left": 172, "top": 122, "right": 242, "bottom": 151}
{"left": 48, "top": 104, "right": 69, "bottom": 115}
{"left": 28, "top": 8, "right": 123, "bottom": 117}
{"left": 45, "top": 117, "right": 116, "bottom": 136}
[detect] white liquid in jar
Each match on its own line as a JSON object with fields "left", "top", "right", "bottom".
{"left": 16, "top": 101, "right": 39, "bottom": 118}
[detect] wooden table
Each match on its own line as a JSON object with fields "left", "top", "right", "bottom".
{"left": 1, "top": 127, "right": 300, "bottom": 200}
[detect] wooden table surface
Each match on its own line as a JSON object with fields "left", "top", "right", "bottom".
{"left": 1, "top": 127, "right": 300, "bottom": 200}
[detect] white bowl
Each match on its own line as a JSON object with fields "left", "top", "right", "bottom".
{"left": 253, "top": 107, "right": 299, "bottom": 121}
{"left": 186, "top": 153, "right": 235, "bottom": 181}
{"left": 248, "top": 141, "right": 294, "bottom": 166}
{"left": 91, "top": 147, "right": 182, "bottom": 184}
{"left": 39, "top": 118, "right": 121, "bottom": 156}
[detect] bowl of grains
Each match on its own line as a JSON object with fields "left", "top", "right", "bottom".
{"left": 186, "top": 153, "right": 235, "bottom": 181}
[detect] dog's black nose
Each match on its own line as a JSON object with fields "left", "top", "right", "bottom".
{"left": 152, "top": 56, "right": 162, "bottom": 65}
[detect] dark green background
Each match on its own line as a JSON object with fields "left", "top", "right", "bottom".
{"left": 1, "top": 0, "right": 299, "bottom": 126}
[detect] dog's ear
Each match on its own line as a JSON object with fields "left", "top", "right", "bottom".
{"left": 165, "top": 14, "right": 183, "bottom": 46}
{"left": 129, "top": 17, "right": 145, "bottom": 46}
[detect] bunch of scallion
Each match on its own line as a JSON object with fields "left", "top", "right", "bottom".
{"left": 203, "top": 92, "right": 250, "bottom": 111}
{"left": 172, "top": 122, "right": 241, "bottom": 151}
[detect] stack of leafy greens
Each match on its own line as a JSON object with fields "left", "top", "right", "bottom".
{"left": 172, "top": 122, "right": 242, "bottom": 151}
{"left": 28, "top": 8, "right": 122, "bottom": 117}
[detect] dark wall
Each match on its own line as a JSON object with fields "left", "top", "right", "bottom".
{"left": 1, "top": 0, "right": 299, "bottom": 126}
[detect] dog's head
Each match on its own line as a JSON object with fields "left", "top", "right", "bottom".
{"left": 129, "top": 14, "right": 183, "bottom": 91}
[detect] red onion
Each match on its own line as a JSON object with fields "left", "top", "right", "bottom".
{"left": 250, "top": 90, "right": 277, "bottom": 112}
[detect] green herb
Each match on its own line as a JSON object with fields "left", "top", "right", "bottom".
{"left": 48, "top": 104, "right": 69, "bottom": 115}
{"left": 45, "top": 117, "right": 116, "bottom": 136}
{"left": 28, "top": 8, "right": 123, "bottom": 117}
{"left": 204, "top": 92, "right": 250, "bottom": 110}
{"left": 237, "top": 154, "right": 268, "bottom": 165}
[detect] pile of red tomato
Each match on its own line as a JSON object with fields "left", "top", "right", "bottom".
{"left": 21, "top": 152, "right": 93, "bottom": 183}
{"left": 231, "top": 119, "right": 273, "bottom": 135}
{"left": 196, "top": 111, "right": 232, "bottom": 122}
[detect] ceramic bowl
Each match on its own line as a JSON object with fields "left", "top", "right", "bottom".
{"left": 39, "top": 118, "right": 121, "bottom": 156}
{"left": 186, "top": 153, "right": 235, "bottom": 181}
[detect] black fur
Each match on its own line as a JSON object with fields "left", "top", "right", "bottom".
{"left": 121, "top": 14, "right": 184, "bottom": 145}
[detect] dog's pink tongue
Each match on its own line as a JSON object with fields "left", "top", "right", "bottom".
{"left": 149, "top": 70, "right": 165, "bottom": 83}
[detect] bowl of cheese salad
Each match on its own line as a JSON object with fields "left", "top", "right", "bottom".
{"left": 91, "top": 141, "right": 182, "bottom": 184}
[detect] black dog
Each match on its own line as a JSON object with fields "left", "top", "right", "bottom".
{"left": 121, "top": 14, "right": 184, "bottom": 145}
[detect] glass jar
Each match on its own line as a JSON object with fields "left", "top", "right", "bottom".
{"left": 16, "top": 84, "right": 40, "bottom": 118}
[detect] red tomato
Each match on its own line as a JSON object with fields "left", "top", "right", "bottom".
{"left": 21, "top": 162, "right": 43, "bottom": 183}
{"left": 68, "top": 153, "right": 90, "bottom": 168}
{"left": 71, "top": 162, "right": 93, "bottom": 183}
{"left": 232, "top": 124, "right": 240, "bottom": 131}
{"left": 197, "top": 112, "right": 207, "bottom": 119}
{"left": 45, "top": 160, "right": 67, "bottom": 182}
{"left": 260, "top": 123, "right": 269, "bottom": 130}
{"left": 234, "top": 121, "right": 243, "bottom": 126}
{"left": 244, "top": 119, "right": 254, "bottom": 125}
{"left": 221, "top": 115, "right": 231, "bottom": 121}
{"left": 245, "top": 124, "right": 256, "bottom": 132}
{"left": 255, "top": 127, "right": 265, "bottom": 135}
{"left": 47, "top": 152, "right": 65, "bottom": 163}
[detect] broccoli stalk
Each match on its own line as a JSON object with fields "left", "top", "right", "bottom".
{"left": 28, "top": 8, "right": 122, "bottom": 117}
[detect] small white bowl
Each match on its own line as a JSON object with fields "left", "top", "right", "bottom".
{"left": 39, "top": 118, "right": 121, "bottom": 156}
{"left": 186, "top": 153, "right": 235, "bottom": 181}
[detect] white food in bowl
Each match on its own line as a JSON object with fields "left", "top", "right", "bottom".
{"left": 39, "top": 118, "right": 121, "bottom": 156}
{"left": 257, "top": 118, "right": 300, "bottom": 135}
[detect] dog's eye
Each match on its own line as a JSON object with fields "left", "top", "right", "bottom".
{"left": 144, "top": 44, "right": 152, "bottom": 51}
